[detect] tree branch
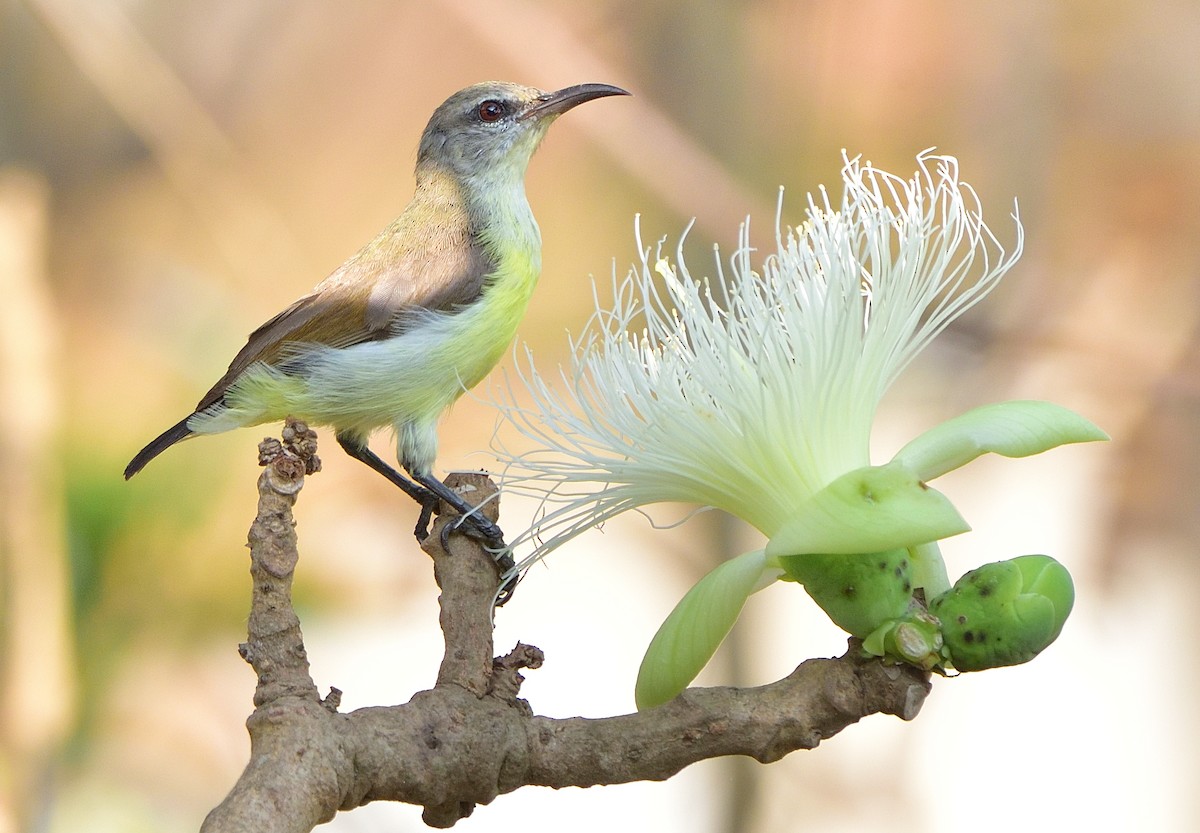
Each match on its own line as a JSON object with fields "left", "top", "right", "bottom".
{"left": 201, "top": 421, "right": 932, "bottom": 832}
{"left": 424, "top": 473, "right": 503, "bottom": 698}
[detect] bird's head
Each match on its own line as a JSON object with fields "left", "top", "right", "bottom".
{"left": 417, "top": 81, "right": 629, "bottom": 189}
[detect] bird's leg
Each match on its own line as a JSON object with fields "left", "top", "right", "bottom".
{"left": 335, "top": 435, "right": 507, "bottom": 548}
{"left": 335, "top": 434, "right": 514, "bottom": 601}
{"left": 335, "top": 433, "right": 440, "bottom": 539}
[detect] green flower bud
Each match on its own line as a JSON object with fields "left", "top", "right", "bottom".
{"left": 931, "top": 555, "right": 1074, "bottom": 672}
{"left": 777, "top": 549, "right": 914, "bottom": 639}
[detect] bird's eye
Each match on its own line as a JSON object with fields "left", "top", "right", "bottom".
{"left": 477, "top": 100, "right": 506, "bottom": 123}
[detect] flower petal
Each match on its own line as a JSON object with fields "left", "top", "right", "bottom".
{"left": 907, "top": 540, "right": 951, "bottom": 599}
{"left": 634, "top": 549, "right": 776, "bottom": 710}
{"left": 891, "top": 400, "right": 1109, "bottom": 482}
{"left": 765, "top": 462, "right": 970, "bottom": 559}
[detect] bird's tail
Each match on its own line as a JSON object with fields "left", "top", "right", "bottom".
{"left": 124, "top": 416, "right": 194, "bottom": 479}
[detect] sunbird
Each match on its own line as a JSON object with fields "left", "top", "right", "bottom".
{"left": 125, "top": 80, "right": 629, "bottom": 547}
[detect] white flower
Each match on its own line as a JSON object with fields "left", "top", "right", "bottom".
{"left": 500, "top": 151, "right": 1017, "bottom": 550}
{"left": 493, "top": 151, "right": 1106, "bottom": 708}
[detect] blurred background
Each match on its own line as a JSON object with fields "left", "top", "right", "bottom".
{"left": 1, "top": 0, "right": 1197, "bottom": 831}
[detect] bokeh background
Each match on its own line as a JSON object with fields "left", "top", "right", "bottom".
{"left": 2, "top": 1, "right": 1197, "bottom": 831}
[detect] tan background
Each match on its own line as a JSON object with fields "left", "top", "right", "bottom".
{"left": 1, "top": 1, "right": 1196, "bottom": 831}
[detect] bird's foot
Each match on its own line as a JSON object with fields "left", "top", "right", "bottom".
{"left": 435, "top": 512, "right": 518, "bottom": 606}
{"left": 437, "top": 510, "right": 503, "bottom": 548}
{"left": 411, "top": 472, "right": 517, "bottom": 605}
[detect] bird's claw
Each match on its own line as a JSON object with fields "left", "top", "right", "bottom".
{"left": 495, "top": 572, "right": 518, "bottom": 607}
{"left": 437, "top": 513, "right": 517, "bottom": 606}
{"left": 437, "top": 512, "right": 504, "bottom": 549}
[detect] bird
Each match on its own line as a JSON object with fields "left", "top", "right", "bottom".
{"left": 125, "top": 80, "right": 630, "bottom": 550}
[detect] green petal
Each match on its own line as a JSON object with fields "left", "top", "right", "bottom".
{"left": 776, "top": 549, "right": 914, "bottom": 638}
{"left": 931, "top": 555, "right": 1075, "bottom": 671}
{"left": 908, "top": 540, "right": 951, "bottom": 599}
{"left": 765, "top": 463, "right": 970, "bottom": 559}
{"left": 635, "top": 549, "right": 773, "bottom": 710}
{"left": 891, "top": 400, "right": 1109, "bottom": 482}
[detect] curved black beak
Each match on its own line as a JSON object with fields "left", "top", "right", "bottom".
{"left": 519, "top": 83, "right": 631, "bottom": 121}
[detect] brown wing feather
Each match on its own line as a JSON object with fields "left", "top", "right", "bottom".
{"left": 193, "top": 211, "right": 492, "bottom": 414}
{"left": 363, "top": 228, "right": 491, "bottom": 329}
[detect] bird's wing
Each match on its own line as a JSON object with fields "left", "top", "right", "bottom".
{"left": 193, "top": 229, "right": 492, "bottom": 413}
